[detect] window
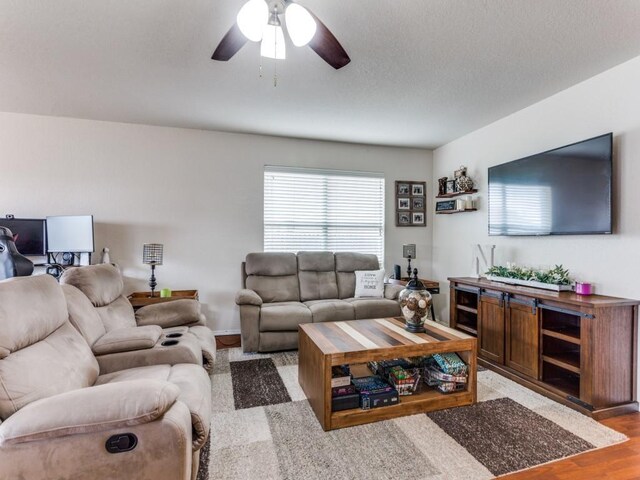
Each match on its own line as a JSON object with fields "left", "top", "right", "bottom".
{"left": 264, "top": 166, "right": 385, "bottom": 263}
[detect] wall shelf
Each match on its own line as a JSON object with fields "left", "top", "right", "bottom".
{"left": 436, "top": 189, "right": 478, "bottom": 199}
{"left": 436, "top": 209, "right": 477, "bottom": 215}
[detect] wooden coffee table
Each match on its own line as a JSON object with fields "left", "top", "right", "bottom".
{"left": 298, "top": 317, "right": 477, "bottom": 431}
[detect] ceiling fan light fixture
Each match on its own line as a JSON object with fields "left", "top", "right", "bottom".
{"left": 261, "top": 23, "right": 286, "bottom": 60}
{"left": 285, "top": 3, "right": 317, "bottom": 47}
{"left": 237, "top": 0, "right": 268, "bottom": 42}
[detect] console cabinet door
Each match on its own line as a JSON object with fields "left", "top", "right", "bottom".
{"left": 478, "top": 293, "right": 505, "bottom": 364}
{"left": 506, "top": 298, "right": 540, "bottom": 379}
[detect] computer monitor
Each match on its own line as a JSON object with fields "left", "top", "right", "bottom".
{"left": 0, "top": 218, "right": 47, "bottom": 256}
{"left": 46, "top": 215, "right": 95, "bottom": 253}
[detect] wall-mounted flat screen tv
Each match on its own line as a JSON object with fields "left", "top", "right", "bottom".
{"left": 46, "top": 215, "right": 95, "bottom": 253}
{"left": 0, "top": 218, "right": 47, "bottom": 256}
{"left": 488, "top": 133, "right": 612, "bottom": 236}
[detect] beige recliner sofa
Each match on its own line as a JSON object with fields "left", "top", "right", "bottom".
{"left": 0, "top": 275, "right": 211, "bottom": 480}
{"left": 61, "top": 264, "right": 216, "bottom": 373}
{"left": 236, "top": 252, "right": 403, "bottom": 352}
{"left": 63, "top": 284, "right": 207, "bottom": 374}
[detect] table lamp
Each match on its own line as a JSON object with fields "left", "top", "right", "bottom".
{"left": 402, "top": 244, "right": 416, "bottom": 279}
{"left": 142, "top": 243, "right": 163, "bottom": 297}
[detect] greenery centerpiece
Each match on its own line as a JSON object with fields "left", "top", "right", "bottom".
{"left": 485, "top": 264, "right": 574, "bottom": 291}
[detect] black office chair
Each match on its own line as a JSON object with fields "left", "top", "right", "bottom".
{"left": 0, "top": 226, "right": 34, "bottom": 280}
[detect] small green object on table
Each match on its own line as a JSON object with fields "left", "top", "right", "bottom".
{"left": 160, "top": 288, "right": 172, "bottom": 298}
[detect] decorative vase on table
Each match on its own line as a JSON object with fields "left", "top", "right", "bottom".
{"left": 398, "top": 268, "right": 433, "bottom": 333}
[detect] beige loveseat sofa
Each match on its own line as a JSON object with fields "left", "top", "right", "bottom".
{"left": 236, "top": 252, "right": 403, "bottom": 352}
{"left": 0, "top": 274, "right": 211, "bottom": 480}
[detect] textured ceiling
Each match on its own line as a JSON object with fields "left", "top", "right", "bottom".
{"left": 1, "top": 1, "right": 640, "bottom": 148}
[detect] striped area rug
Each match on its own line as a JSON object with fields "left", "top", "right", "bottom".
{"left": 205, "top": 347, "right": 626, "bottom": 480}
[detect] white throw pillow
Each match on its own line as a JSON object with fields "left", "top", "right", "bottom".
{"left": 354, "top": 269, "right": 385, "bottom": 298}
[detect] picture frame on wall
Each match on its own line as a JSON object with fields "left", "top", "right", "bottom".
{"left": 397, "top": 183, "right": 410, "bottom": 195}
{"left": 395, "top": 180, "right": 427, "bottom": 227}
{"left": 398, "top": 212, "right": 411, "bottom": 225}
{"left": 398, "top": 198, "right": 411, "bottom": 210}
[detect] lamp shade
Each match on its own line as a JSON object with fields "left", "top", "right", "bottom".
{"left": 237, "top": 0, "right": 268, "bottom": 42}
{"left": 285, "top": 3, "right": 317, "bottom": 47}
{"left": 261, "top": 24, "right": 286, "bottom": 59}
{"left": 143, "top": 243, "right": 163, "bottom": 265}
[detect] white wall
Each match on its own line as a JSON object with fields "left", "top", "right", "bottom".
{"left": 432, "top": 55, "right": 640, "bottom": 321}
{"left": 0, "top": 112, "right": 432, "bottom": 333}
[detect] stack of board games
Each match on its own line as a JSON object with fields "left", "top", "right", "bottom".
{"left": 424, "top": 353, "right": 468, "bottom": 393}
{"left": 368, "top": 359, "right": 421, "bottom": 396}
{"left": 331, "top": 365, "right": 359, "bottom": 411}
{"left": 351, "top": 375, "right": 399, "bottom": 410}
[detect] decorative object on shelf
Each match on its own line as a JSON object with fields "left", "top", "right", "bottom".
{"left": 471, "top": 244, "right": 495, "bottom": 278}
{"left": 438, "top": 177, "right": 448, "bottom": 196}
{"left": 399, "top": 268, "right": 433, "bottom": 333}
{"left": 101, "top": 247, "right": 111, "bottom": 264}
{"left": 454, "top": 166, "right": 475, "bottom": 192}
{"left": 142, "top": 243, "right": 164, "bottom": 297}
{"left": 436, "top": 200, "right": 457, "bottom": 212}
{"left": 575, "top": 282, "right": 593, "bottom": 296}
{"left": 485, "top": 264, "right": 574, "bottom": 291}
{"left": 395, "top": 180, "right": 427, "bottom": 227}
{"left": 160, "top": 288, "right": 172, "bottom": 298}
{"left": 445, "top": 179, "right": 456, "bottom": 194}
{"left": 402, "top": 244, "right": 416, "bottom": 278}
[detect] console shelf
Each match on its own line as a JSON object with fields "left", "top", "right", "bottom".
{"left": 449, "top": 276, "right": 639, "bottom": 419}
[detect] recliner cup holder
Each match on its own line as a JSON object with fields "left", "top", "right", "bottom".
{"left": 161, "top": 340, "right": 179, "bottom": 347}
{"left": 166, "top": 333, "right": 183, "bottom": 338}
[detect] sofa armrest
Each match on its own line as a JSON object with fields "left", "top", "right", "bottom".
{"left": 135, "top": 299, "right": 204, "bottom": 328}
{"left": 0, "top": 380, "right": 179, "bottom": 446}
{"left": 92, "top": 326, "right": 162, "bottom": 355}
{"left": 235, "top": 289, "right": 263, "bottom": 306}
{"left": 384, "top": 283, "right": 405, "bottom": 300}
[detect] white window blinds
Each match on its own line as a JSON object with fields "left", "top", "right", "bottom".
{"left": 264, "top": 166, "right": 385, "bottom": 263}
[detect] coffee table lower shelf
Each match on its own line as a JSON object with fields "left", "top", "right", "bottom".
{"left": 330, "top": 386, "right": 475, "bottom": 430}
{"left": 298, "top": 318, "right": 477, "bottom": 431}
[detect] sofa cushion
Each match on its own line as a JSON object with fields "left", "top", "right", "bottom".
{"left": 246, "top": 275, "right": 300, "bottom": 303}
{"left": 344, "top": 298, "right": 401, "bottom": 320}
{"left": 95, "top": 295, "right": 137, "bottom": 332}
{"left": 0, "top": 275, "right": 68, "bottom": 355}
{"left": 335, "top": 253, "right": 380, "bottom": 299}
{"left": 62, "top": 284, "right": 107, "bottom": 348}
{"left": 245, "top": 252, "right": 297, "bottom": 276}
{"left": 297, "top": 251, "right": 339, "bottom": 301}
{"left": 60, "top": 264, "right": 124, "bottom": 307}
{"left": 354, "top": 269, "right": 385, "bottom": 298}
{"left": 259, "top": 302, "right": 311, "bottom": 332}
{"left": 304, "top": 299, "right": 355, "bottom": 323}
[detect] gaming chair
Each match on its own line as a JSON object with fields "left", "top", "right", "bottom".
{"left": 0, "top": 226, "right": 34, "bottom": 280}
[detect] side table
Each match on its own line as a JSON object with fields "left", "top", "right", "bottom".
{"left": 127, "top": 290, "right": 199, "bottom": 311}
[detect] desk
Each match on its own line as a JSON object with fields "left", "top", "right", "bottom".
{"left": 387, "top": 278, "right": 440, "bottom": 320}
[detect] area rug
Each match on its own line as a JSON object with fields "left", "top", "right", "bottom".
{"left": 204, "top": 348, "right": 626, "bottom": 480}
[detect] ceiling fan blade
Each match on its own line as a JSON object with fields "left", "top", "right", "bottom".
{"left": 306, "top": 11, "right": 351, "bottom": 70}
{"left": 212, "top": 23, "right": 248, "bottom": 61}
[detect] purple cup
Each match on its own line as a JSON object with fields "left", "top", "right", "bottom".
{"left": 575, "top": 282, "right": 593, "bottom": 295}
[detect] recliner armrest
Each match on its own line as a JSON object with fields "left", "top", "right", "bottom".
{"left": 235, "top": 289, "right": 263, "bottom": 306}
{"left": 92, "top": 325, "right": 162, "bottom": 355}
{"left": 135, "top": 300, "right": 204, "bottom": 328}
{"left": 0, "top": 380, "right": 179, "bottom": 446}
{"left": 384, "top": 283, "right": 405, "bottom": 300}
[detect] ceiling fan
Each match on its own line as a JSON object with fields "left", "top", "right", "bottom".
{"left": 211, "top": 0, "right": 351, "bottom": 70}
